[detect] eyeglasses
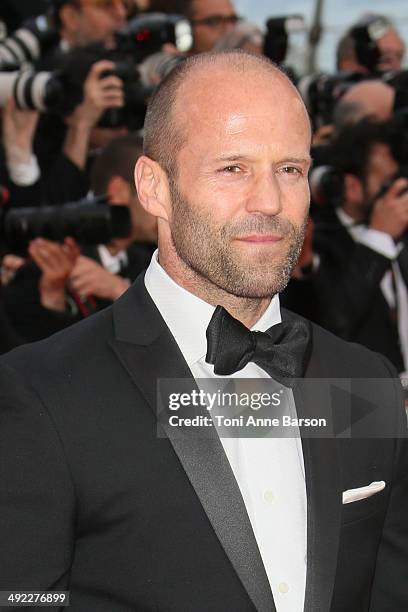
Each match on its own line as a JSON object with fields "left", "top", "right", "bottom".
{"left": 191, "top": 14, "right": 242, "bottom": 29}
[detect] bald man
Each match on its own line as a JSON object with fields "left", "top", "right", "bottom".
{"left": 336, "top": 19, "right": 405, "bottom": 74}
{"left": 188, "top": 0, "right": 240, "bottom": 54}
{"left": 334, "top": 80, "right": 395, "bottom": 130}
{"left": 0, "top": 51, "right": 407, "bottom": 612}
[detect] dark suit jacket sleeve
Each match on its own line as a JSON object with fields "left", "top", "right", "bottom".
{"left": 369, "top": 356, "right": 408, "bottom": 611}
{"left": 314, "top": 239, "right": 391, "bottom": 340}
{"left": 3, "top": 263, "right": 81, "bottom": 342}
{"left": 0, "top": 361, "right": 76, "bottom": 595}
{"left": 43, "top": 154, "right": 89, "bottom": 206}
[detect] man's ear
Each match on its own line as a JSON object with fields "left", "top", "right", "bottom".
{"left": 344, "top": 173, "right": 364, "bottom": 205}
{"left": 135, "top": 156, "right": 170, "bottom": 222}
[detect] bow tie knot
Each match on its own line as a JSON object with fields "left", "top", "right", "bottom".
{"left": 206, "top": 305, "right": 311, "bottom": 386}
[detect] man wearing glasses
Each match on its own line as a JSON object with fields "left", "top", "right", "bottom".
{"left": 187, "top": 0, "right": 241, "bottom": 54}
{"left": 52, "top": 0, "right": 128, "bottom": 50}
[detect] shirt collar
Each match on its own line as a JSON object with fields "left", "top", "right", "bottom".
{"left": 144, "top": 249, "right": 282, "bottom": 367}
{"left": 97, "top": 244, "right": 127, "bottom": 274}
{"left": 336, "top": 207, "right": 355, "bottom": 227}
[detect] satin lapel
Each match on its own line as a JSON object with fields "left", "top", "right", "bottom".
{"left": 283, "top": 310, "right": 342, "bottom": 612}
{"left": 109, "top": 276, "right": 275, "bottom": 612}
{"left": 298, "top": 355, "right": 342, "bottom": 612}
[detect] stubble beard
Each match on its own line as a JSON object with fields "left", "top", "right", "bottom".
{"left": 168, "top": 177, "right": 308, "bottom": 299}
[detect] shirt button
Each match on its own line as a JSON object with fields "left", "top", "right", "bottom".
{"left": 263, "top": 490, "right": 275, "bottom": 504}
{"left": 278, "top": 582, "right": 289, "bottom": 594}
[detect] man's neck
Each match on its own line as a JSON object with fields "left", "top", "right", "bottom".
{"left": 340, "top": 201, "right": 365, "bottom": 223}
{"left": 157, "top": 250, "right": 272, "bottom": 329}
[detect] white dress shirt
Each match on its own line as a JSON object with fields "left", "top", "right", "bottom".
{"left": 145, "top": 250, "right": 307, "bottom": 612}
{"left": 97, "top": 245, "right": 128, "bottom": 275}
{"left": 336, "top": 208, "right": 408, "bottom": 374}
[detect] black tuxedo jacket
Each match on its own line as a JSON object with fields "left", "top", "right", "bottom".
{"left": 0, "top": 274, "right": 407, "bottom": 612}
{"left": 2, "top": 242, "right": 156, "bottom": 343}
{"left": 312, "top": 209, "right": 408, "bottom": 372}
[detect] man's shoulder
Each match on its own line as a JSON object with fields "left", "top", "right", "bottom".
{"left": 0, "top": 304, "right": 114, "bottom": 380}
{"left": 312, "top": 208, "right": 352, "bottom": 252}
{"left": 283, "top": 307, "right": 396, "bottom": 379}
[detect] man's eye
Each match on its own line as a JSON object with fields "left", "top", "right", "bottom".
{"left": 222, "top": 165, "right": 241, "bottom": 173}
{"left": 281, "top": 166, "right": 302, "bottom": 176}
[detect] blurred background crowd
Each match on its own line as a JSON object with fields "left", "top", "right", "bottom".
{"left": 1, "top": 0, "right": 408, "bottom": 382}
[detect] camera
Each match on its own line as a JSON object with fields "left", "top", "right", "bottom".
{"left": 117, "top": 13, "right": 193, "bottom": 62}
{"left": 0, "top": 196, "right": 131, "bottom": 255}
{"left": 263, "top": 15, "right": 304, "bottom": 66}
{"left": 299, "top": 71, "right": 366, "bottom": 128}
{"left": 349, "top": 15, "right": 391, "bottom": 74}
{"left": 309, "top": 165, "right": 345, "bottom": 212}
{"left": 0, "top": 67, "right": 66, "bottom": 112}
{"left": 0, "top": 13, "right": 192, "bottom": 128}
{"left": 0, "top": 15, "right": 59, "bottom": 70}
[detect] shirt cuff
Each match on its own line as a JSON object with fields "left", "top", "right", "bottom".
{"left": 359, "top": 229, "right": 402, "bottom": 259}
{"left": 7, "top": 154, "right": 41, "bottom": 186}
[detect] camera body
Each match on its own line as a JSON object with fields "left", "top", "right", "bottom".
{"left": 0, "top": 15, "right": 59, "bottom": 70}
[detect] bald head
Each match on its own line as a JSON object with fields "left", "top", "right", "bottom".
{"left": 337, "top": 80, "right": 395, "bottom": 126}
{"left": 137, "top": 49, "right": 312, "bottom": 307}
{"left": 143, "top": 50, "right": 309, "bottom": 177}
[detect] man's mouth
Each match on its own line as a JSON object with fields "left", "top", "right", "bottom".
{"left": 234, "top": 234, "right": 283, "bottom": 243}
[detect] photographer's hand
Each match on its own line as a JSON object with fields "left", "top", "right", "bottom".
{"left": 64, "top": 60, "right": 124, "bottom": 169}
{"left": 2, "top": 97, "right": 40, "bottom": 185}
{"left": 370, "top": 178, "right": 408, "bottom": 238}
{"left": 0, "top": 254, "right": 25, "bottom": 286}
{"left": 28, "top": 237, "right": 80, "bottom": 312}
{"left": 69, "top": 255, "right": 130, "bottom": 301}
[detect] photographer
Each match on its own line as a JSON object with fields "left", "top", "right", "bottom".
{"left": 2, "top": 134, "right": 156, "bottom": 342}
{"left": 164, "top": 0, "right": 240, "bottom": 55}
{"left": 336, "top": 14, "right": 405, "bottom": 74}
{"left": 53, "top": 0, "right": 127, "bottom": 51}
{"left": 312, "top": 119, "right": 408, "bottom": 374}
{"left": 0, "top": 58, "right": 125, "bottom": 206}
{"left": 13, "top": 0, "right": 129, "bottom": 205}
{"left": 332, "top": 79, "right": 395, "bottom": 132}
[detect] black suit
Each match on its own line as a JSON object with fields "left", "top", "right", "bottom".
{"left": 2, "top": 241, "right": 155, "bottom": 342}
{"left": 0, "top": 274, "right": 407, "bottom": 611}
{"left": 312, "top": 209, "right": 407, "bottom": 372}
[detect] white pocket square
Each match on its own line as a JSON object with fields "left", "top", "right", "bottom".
{"left": 342, "top": 481, "right": 386, "bottom": 504}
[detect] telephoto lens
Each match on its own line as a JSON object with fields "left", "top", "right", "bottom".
{"left": 0, "top": 197, "right": 131, "bottom": 255}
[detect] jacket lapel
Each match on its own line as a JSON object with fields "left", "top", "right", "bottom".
{"left": 109, "top": 275, "right": 275, "bottom": 612}
{"left": 284, "top": 311, "right": 342, "bottom": 612}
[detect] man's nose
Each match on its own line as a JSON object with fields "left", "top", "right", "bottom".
{"left": 245, "top": 172, "right": 283, "bottom": 216}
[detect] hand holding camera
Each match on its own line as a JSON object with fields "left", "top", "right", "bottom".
{"left": 65, "top": 60, "right": 124, "bottom": 130}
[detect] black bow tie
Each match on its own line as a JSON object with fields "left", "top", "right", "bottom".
{"left": 205, "top": 306, "right": 312, "bottom": 386}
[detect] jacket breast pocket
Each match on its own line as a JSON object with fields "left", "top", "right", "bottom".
{"left": 341, "top": 488, "right": 387, "bottom": 525}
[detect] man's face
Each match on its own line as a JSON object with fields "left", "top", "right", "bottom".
{"left": 165, "top": 68, "right": 311, "bottom": 299}
{"left": 190, "top": 0, "right": 239, "bottom": 54}
{"left": 377, "top": 29, "right": 405, "bottom": 72}
{"left": 71, "top": 0, "right": 127, "bottom": 47}
{"left": 364, "top": 143, "right": 399, "bottom": 202}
